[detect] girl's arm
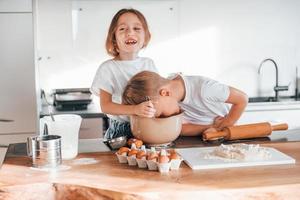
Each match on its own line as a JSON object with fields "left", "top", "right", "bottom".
{"left": 214, "top": 87, "right": 248, "bottom": 129}
{"left": 100, "top": 89, "right": 156, "bottom": 117}
{"left": 181, "top": 123, "right": 213, "bottom": 136}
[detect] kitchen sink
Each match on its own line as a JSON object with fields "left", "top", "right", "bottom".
{"left": 249, "top": 96, "right": 299, "bottom": 103}
{"left": 249, "top": 96, "right": 276, "bottom": 103}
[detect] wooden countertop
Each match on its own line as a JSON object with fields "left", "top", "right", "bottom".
{"left": 0, "top": 142, "right": 300, "bottom": 200}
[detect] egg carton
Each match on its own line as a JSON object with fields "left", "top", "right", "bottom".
{"left": 115, "top": 148, "right": 183, "bottom": 173}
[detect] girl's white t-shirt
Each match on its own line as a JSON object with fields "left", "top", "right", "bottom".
{"left": 178, "top": 75, "right": 230, "bottom": 125}
{"left": 91, "top": 57, "right": 157, "bottom": 122}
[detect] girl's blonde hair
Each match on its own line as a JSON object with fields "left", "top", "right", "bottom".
{"left": 106, "top": 8, "right": 151, "bottom": 57}
{"left": 122, "top": 71, "right": 170, "bottom": 105}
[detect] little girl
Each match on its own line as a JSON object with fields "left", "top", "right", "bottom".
{"left": 91, "top": 8, "right": 157, "bottom": 139}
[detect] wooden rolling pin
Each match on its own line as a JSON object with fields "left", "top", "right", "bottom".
{"left": 202, "top": 122, "right": 288, "bottom": 141}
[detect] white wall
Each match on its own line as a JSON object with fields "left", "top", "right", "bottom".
{"left": 178, "top": 0, "right": 300, "bottom": 97}
{"left": 36, "top": 0, "right": 300, "bottom": 98}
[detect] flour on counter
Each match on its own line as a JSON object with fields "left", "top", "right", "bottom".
{"left": 204, "top": 144, "right": 271, "bottom": 161}
{"left": 30, "top": 165, "right": 71, "bottom": 172}
{"left": 71, "top": 158, "right": 99, "bottom": 165}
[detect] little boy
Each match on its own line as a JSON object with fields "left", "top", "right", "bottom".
{"left": 122, "top": 71, "right": 248, "bottom": 136}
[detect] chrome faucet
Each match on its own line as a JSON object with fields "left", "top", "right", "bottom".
{"left": 258, "top": 58, "right": 288, "bottom": 101}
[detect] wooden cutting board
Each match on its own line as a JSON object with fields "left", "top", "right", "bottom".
{"left": 177, "top": 146, "right": 295, "bottom": 170}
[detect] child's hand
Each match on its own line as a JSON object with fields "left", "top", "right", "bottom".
{"left": 203, "top": 127, "right": 218, "bottom": 134}
{"left": 134, "top": 101, "right": 156, "bottom": 118}
{"left": 213, "top": 116, "right": 226, "bottom": 128}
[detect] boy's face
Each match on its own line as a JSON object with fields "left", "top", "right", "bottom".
{"left": 153, "top": 96, "right": 180, "bottom": 118}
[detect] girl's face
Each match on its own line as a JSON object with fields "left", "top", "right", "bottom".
{"left": 115, "top": 12, "right": 145, "bottom": 59}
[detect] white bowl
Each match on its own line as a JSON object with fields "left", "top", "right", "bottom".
{"left": 130, "top": 112, "right": 183, "bottom": 145}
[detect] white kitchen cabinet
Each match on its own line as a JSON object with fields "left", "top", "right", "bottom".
{"left": 0, "top": 0, "right": 32, "bottom": 12}
{"left": 79, "top": 118, "right": 103, "bottom": 139}
{"left": 0, "top": 2, "right": 38, "bottom": 144}
{"left": 238, "top": 102, "right": 300, "bottom": 129}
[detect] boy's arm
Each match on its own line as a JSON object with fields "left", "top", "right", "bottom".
{"left": 100, "top": 89, "right": 156, "bottom": 117}
{"left": 181, "top": 123, "right": 213, "bottom": 136}
{"left": 215, "top": 86, "right": 248, "bottom": 129}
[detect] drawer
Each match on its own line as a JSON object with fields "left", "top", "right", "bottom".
{"left": 79, "top": 118, "right": 103, "bottom": 139}
{"left": 0, "top": 0, "right": 32, "bottom": 12}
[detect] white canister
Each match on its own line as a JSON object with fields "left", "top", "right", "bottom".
{"left": 40, "top": 114, "right": 82, "bottom": 160}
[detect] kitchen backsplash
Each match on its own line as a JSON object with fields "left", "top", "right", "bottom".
{"left": 36, "top": 0, "right": 300, "bottom": 97}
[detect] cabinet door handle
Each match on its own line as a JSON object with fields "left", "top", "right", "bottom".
{"left": 0, "top": 118, "right": 14, "bottom": 122}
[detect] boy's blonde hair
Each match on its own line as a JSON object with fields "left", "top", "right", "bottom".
{"left": 106, "top": 8, "right": 151, "bottom": 57}
{"left": 123, "top": 71, "right": 170, "bottom": 105}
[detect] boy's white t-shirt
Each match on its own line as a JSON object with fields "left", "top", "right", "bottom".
{"left": 91, "top": 57, "right": 157, "bottom": 122}
{"left": 178, "top": 75, "right": 230, "bottom": 125}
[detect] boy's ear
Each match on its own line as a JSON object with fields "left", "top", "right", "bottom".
{"left": 159, "top": 88, "right": 171, "bottom": 96}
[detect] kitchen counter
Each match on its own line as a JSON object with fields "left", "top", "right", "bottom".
{"left": 40, "top": 101, "right": 106, "bottom": 119}
{"left": 0, "top": 141, "right": 300, "bottom": 200}
{"left": 40, "top": 102, "right": 109, "bottom": 137}
{"left": 175, "top": 128, "right": 300, "bottom": 146}
{"left": 246, "top": 100, "right": 300, "bottom": 111}
{"left": 41, "top": 97, "right": 300, "bottom": 116}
